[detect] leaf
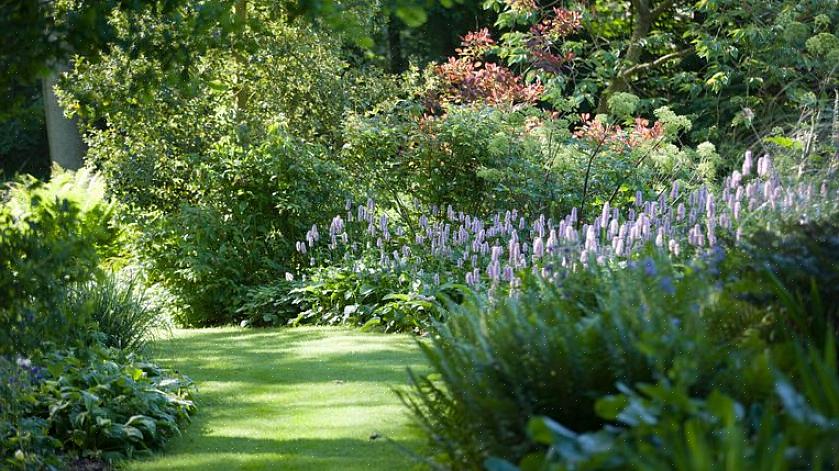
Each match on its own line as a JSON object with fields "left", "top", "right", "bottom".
{"left": 484, "top": 457, "right": 520, "bottom": 471}
{"left": 360, "top": 317, "right": 381, "bottom": 332}
{"left": 395, "top": 6, "right": 427, "bottom": 27}
{"left": 595, "top": 394, "right": 629, "bottom": 420}
{"left": 528, "top": 416, "right": 576, "bottom": 444}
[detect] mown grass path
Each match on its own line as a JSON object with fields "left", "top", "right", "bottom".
{"left": 126, "top": 327, "right": 427, "bottom": 470}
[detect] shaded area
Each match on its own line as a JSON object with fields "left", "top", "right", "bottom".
{"left": 127, "top": 327, "right": 427, "bottom": 470}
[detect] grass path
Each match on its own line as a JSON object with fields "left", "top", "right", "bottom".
{"left": 126, "top": 327, "right": 427, "bottom": 470}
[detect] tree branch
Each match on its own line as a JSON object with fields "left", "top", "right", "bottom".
{"left": 619, "top": 48, "right": 692, "bottom": 78}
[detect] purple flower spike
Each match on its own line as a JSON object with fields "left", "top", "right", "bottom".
{"left": 742, "top": 150, "right": 753, "bottom": 176}
{"left": 533, "top": 236, "right": 545, "bottom": 260}
{"left": 585, "top": 225, "right": 597, "bottom": 252}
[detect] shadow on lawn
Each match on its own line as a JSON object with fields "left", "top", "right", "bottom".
{"left": 134, "top": 436, "right": 424, "bottom": 470}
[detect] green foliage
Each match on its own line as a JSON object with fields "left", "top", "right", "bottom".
{"left": 342, "top": 102, "right": 567, "bottom": 215}
{"left": 504, "top": 337, "right": 839, "bottom": 471}
{"left": 63, "top": 272, "right": 166, "bottom": 354}
{"left": 0, "top": 168, "right": 120, "bottom": 356}
{"left": 290, "top": 265, "right": 447, "bottom": 332}
{"left": 57, "top": 10, "right": 397, "bottom": 325}
{"left": 719, "top": 200, "right": 839, "bottom": 345}
{"left": 239, "top": 265, "right": 452, "bottom": 333}
{"left": 399, "top": 256, "right": 742, "bottom": 468}
{"left": 133, "top": 130, "right": 346, "bottom": 326}
{"left": 0, "top": 346, "right": 195, "bottom": 468}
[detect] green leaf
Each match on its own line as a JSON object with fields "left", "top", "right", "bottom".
{"left": 484, "top": 457, "right": 520, "bottom": 471}
{"left": 395, "top": 6, "right": 427, "bottom": 27}
{"left": 595, "top": 394, "right": 629, "bottom": 420}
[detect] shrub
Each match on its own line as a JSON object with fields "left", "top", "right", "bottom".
{"left": 341, "top": 103, "right": 566, "bottom": 216}
{"left": 134, "top": 130, "right": 347, "bottom": 326}
{"left": 720, "top": 200, "right": 839, "bottom": 345}
{"left": 56, "top": 9, "right": 395, "bottom": 325}
{"left": 504, "top": 338, "right": 839, "bottom": 471}
{"left": 399, "top": 256, "right": 748, "bottom": 469}
{"left": 0, "top": 168, "right": 120, "bottom": 356}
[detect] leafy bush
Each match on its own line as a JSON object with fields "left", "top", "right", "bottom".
{"left": 132, "top": 130, "right": 346, "bottom": 326}
{"left": 503, "top": 337, "right": 839, "bottom": 471}
{"left": 342, "top": 103, "right": 568, "bottom": 215}
{"left": 57, "top": 13, "right": 374, "bottom": 324}
{"left": 1, "top": 346, "right": 195, "bottom": 468}
{"left": 0, "top": 168, "right": 120, "bottom": 356}
{"left": 239, "top": 266, "right": 452, "bottom": 333}
{"left": 343, "top": 77, "right": 714, "bottom": 219}
{"left": 399, "top": 256, "right": 751, "bottom": 468}
{"left": 720, "top": 201, "right": 839, "bottom": 345}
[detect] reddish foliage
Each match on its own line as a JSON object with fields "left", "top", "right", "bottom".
{"left": 434, "top": 30, "right": 544, "bottom": 106}
{"left": 575, "top": 113, "right": 665, "bottom": 148}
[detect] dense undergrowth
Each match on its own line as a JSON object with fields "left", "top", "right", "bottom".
{"left": 0, "top": 170, "right": 195, "bottom": 469}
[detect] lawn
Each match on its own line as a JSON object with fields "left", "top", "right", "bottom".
{"left": 126, "top": 327, "right": 427, "bottom": 470}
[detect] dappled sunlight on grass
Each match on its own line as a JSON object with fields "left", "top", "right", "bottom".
{"left": 127, "top": 327, "right": 427, "bottom": 470}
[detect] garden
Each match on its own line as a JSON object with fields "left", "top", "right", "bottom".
{"left": 1, "top": 0, "right": 838, "bottom": 469}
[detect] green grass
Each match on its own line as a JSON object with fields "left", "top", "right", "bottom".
{"left": 125, "top": 327, "right": 427, "bottom": 470}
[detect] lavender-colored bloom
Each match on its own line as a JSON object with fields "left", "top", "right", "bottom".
{"left": 533, "top": 236, "right": 545, "bottom": 259}
{"left": 563, "top": 225, "right": 576, "bottom": 242}
{"left": 613, "top": 237, "right": 624, "bottom": 256}
{"left": 546, "top": 229, "right": 558, "bottom": 253}
{"left": 487, "top": 260, "right": 501, "bottom": 281}
{"left": 585, "top": 225, "right": 597, "bottom": 251}
{"left": 742, "top": 150, "right": 753, "bottom": 176}
{"left": 508, "top": 240, "right": 521, "bottom": 265}
{"left": 491, "top": 245, "right": 503, "bottom": 262}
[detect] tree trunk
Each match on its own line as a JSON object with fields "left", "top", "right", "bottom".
{"left": 596, "top": 0, "right": 656, "bottom": 113}
{"left": 42, "top": 64, "right": 85, "bottom": 170}
{"left": 387, "top": 15, "right": 405, "bottom": 73}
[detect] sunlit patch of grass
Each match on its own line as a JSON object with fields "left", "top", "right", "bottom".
{"left": 126, "top": 327, "right": 427, "bottom": 470}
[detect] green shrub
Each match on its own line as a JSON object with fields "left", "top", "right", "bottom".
{"left": 239, "top": 265, "right": 453, "bottom": 333}
{"left": 503, "top": 338, "right": 839, "bottom": 471}
{"left": 719, "top": 202, "right": 839, "bottom": 345}
{"left": 0, "top": 168, "right": 120, "bottom": 356}
{"left": 55, "top": 9, "right": 396, "bottom": 325}
{"left": 341, "top": 103, "right": 568, "bottom": 216}
{"left": 0, "top": 346, "right": 195, "bottom": 468}
{"left": 133, "top": 130, "right": 346, "bottom": 326}
{"left": 400, "top": 255, "right": 743, "bottom": 469}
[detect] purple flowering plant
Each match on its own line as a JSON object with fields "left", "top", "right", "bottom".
{"left": 293, "top": 151, "right": 836, "bottom": 323}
